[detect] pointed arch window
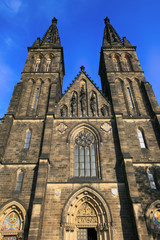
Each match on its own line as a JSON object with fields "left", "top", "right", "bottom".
{"left": 24, "top": 129, "right": 31, "bottom": 149}
{"left": 113, "top": 55, "right": 121, "bottom": 71}
{"left": 137, "top": 129, "right": 147, "bottom": 149}
{"left": 33, "top": 88, "right": 39, "bottom": 110}
{"left": 15, "top": 170, "right": 24, "bottom": 192}
{"left": 74, "top": 131, "right": 97, "bottom": 177}
{"left": 127, "top": 87, "right": 134, "bottom": 109}
{"left": 124, "top": 55, "right": 132, "bottom": 71}
{"left": 46, "top": 59, "right": 51, "bottom": 72}
{"left": 35, "top": 59, "right": 41, "bottom": 72}
{"left": 147, "top": 168, "right": 157, "bottom": 190}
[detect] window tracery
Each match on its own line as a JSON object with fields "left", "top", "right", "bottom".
{"left": 74, "top": 131, "right": 96, "bottom": 177}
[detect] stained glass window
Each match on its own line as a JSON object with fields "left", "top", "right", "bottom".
{"left": 24, "top": 130, "right": 32, "bottom": 149}
{"left": 153, "top": 210, "right": 160, "bottom": 231}
{"left": 1, "top": 212, "right": 21, "bottom": 232}
{"left": 74, "top": 131, "right": 97, "bottom": 177}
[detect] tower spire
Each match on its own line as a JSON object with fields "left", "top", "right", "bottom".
{"left": 103, "top": 17, "right": 123, "bottom": 47}
{"left": 32, "top": 17, "right": 61, "bottom": 47}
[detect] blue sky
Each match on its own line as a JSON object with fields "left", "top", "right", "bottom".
{"left": 0, "top": 0, "right": 160, "bottom": 117}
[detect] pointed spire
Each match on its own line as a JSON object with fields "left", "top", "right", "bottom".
{"left": 40, "top": 17, "right": 61, "bottom": 47}
{"left": 103, "top": 17, "right": 123, "bottom": 47}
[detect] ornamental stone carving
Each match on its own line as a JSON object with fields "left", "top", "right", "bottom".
{"left": 76, "top": 203, "right": 97, "bottom": 225}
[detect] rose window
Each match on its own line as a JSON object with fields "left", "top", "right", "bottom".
{"left": 75, "top": 132, "right": 94, "bottom": 147}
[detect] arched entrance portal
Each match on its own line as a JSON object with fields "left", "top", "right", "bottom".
{"left": 61, "top": 186, "right": 112, "bottom": 240}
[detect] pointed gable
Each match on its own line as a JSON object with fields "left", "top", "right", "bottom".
{"left": 55, "top": 66, "right": 111, "bottom": 118}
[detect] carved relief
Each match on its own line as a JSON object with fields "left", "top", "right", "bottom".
{"left": 56, "top": 123, "right": 68, "bottom": 133}
{"left": 76, "top": 203, "right": 97, "bottom": 225}
{"left": 100, "top": 122, "right": 112, "bottom": 133}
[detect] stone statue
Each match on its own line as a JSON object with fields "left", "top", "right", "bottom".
{"left": 71, "top": 93, "right": 77, "bottom": 116}
{"left": 80, "top": 85, "right": 86, "bottom": 116}
{"left": 90, "top": 92, "right": 96, "bottom": 116}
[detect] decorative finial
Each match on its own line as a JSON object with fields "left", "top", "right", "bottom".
{"left": 80, "top": 66, "right": 85, "bottom": 72}
{"left": 52, "top": 17, "right": 57, "bottom": 24}
{"left": 104, "top": 17, "right": 110, "bottom": 25}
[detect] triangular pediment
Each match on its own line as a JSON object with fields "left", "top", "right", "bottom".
{"left": 55, "top": 67, "right": 111, "bottom": 118}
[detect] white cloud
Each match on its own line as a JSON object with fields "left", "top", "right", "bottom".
{"left": 0, "top": 0, "right": 22, "bottom": 13}
{"left": 5, "top": 37, "right": 14, "bottom": 47}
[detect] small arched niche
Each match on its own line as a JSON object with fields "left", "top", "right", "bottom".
{"left": 60, "top": 105, "right": 68, "bottom": 117}
{"left": 61, "top": 186, "right": 112, "bottom": 240}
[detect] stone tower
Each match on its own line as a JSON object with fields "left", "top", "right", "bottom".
{"left": 0, "top": 17, "right": 160, "bottom": 240}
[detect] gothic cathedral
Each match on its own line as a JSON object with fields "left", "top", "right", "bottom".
{"left": 0, "top": 17, "right": 160, "bottom": 240}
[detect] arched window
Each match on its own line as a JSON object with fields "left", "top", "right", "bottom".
{"left": 137, "top": 129, "right": 147, "bottom": 149}
{"left": 124, "top": 55, "right": 132, "bottom": 71}
{"left": 147, "top": 169, "right": 157, "bottom": 190}
{"left": 74, "top": 131, "right": 96, "bottom": 177}
{"left": 113, "top": 55, "right": 121, "bottom": 71}
{"left": 127, "top": 87, "right": 134, "bottom": 109}
{"left": 46, "top": 59, "right": 51, "bottom": 72}
{"left": 35, "top": 59, "right": 41, "bottom": 72}
{"left": 33, "top": 88, "right": 39, "bottom": 109}
{"left": 24, "top": 129, "right": 31, "bottom": 149}
{"left": 15, "top": 170, "right": 24, "bottom": 192}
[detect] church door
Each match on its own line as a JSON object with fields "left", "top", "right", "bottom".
{"left": 77, "top": 228, "right": 97, "bottom": 240}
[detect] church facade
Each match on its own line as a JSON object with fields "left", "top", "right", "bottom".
{"left": 0, "top": 17, "right": 160, "bottom": 240}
